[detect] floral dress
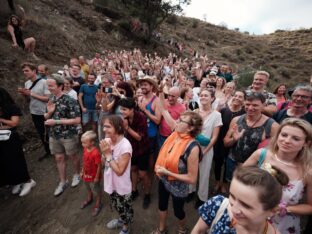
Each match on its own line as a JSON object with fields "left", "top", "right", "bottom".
{"left": 270, "top": 180, "right": 304, "bottom": 234}
{"left": 199, "top": 195, "right": 235, "bottom": 234}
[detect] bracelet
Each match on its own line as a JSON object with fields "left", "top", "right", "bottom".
{"left": 55, "top": 119, "right": 61, "bottom": 125}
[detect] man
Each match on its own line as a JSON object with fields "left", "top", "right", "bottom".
{"left": 92, "top": 52, "right": 103, "bottom": 66}
{"left": 18, "top": 62, "right": 50, "bottom": 161}
{"left": 119, "top": 98, "right": 150, "bottom": 202}
{"left": 245, "top": 71, "right": 277, "bottom": 116}
{"left": 273, "top": 85, "right": 312, "bottom": 124}
{"left": 224, "top": 92, "right": 279, "bottom": 180}
{"left": 70, "top": 64, "right": 84, "bottom": 93}
{"left": 78, "top": 72, "right": 98, "bottom": 132}
{"left": 44, "top": 74, "right": 81, "bottom": 196}
{"left": 37, "top": 64, "right": 48, "bottom": 79}
{"left": 158, "top": 87, "right": 186, "bottom": 147}
{"left": 137, "top": 76, "right": 162, "bottom": 209}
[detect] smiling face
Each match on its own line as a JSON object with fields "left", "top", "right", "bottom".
{"left": 229, "top": 178, "right": 272, "bottom": 227}
{"left": 277, "top": 125, "right": 306, "bottom": 155}
{"left": 277, "top": 85, "right": 286, "bottom": 95}
{"left": 47, "top": 79, "right": 62, "bottom": 96}
{"left": 252, "top": 74, "right": 268, "bottom": 90}
{"left": 199, "top": 89, "right": 212, "bottom": 106}
{"left": 244, "top": 99, "right": 264, "bottom": 117}
{"left": 175, "top": 115, "right": 192, "bottom": 134}
{"left": 103, "top": 119, "right": 117, "bottom": 139}
{"left": 291, "top": 89, "right": 311, "bottom": 109}
{"left": 139, "top": 81, "right": 153, "bottom": 95}
{"left": 232, "top": 91, "right": 245, "bottom": 106}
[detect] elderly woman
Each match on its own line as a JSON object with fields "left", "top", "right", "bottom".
{"left": 0, "top": 87, "right": 36, "bottom": 196}
{"left": 100, "top": 115, "right": 133, "bottom": 234}
{"left": 152, "top": 94, "right": 203, "bottom": 234}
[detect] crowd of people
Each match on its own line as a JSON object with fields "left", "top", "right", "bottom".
{"left": 1, "top": 48, "right": 312, "bottom": 234}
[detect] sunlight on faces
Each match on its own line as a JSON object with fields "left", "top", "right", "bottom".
{"left": 229, "top": 178, "right": 273, "bottom": 227}
{"left": 277, "top": 125, "right": 307, "bottom": 154}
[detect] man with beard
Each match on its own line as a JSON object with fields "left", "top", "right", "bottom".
{"left": 78, "top": 72, "right": 98, "bottom": 132}
{"left": 137, "top": 76, "right": 162, "bottom": 209}
{"left": 245, "top": 71, "right": 277, "bottom": 117}
{"left": 70, "top": 64, "right": 84, "bottom": 93}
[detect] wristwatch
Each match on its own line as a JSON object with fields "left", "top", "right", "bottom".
{"left": 106, "top": 158, "right": 113, "bottom": 163}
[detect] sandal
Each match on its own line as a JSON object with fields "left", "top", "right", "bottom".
{"left": 80, "top": 198, "right": 93, "bottom": 209}
{"left": 92, "top": 203, "right": 102, "bottom": 217}
{"left": 177, "top": 227, "right": 188, "bottom": 234}
{"left": 150, "top": 227, "right": 167, "bottom": 234}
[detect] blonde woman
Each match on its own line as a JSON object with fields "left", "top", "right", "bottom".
{"left": 244, "top": 118, "right": 312, "bottom": 234}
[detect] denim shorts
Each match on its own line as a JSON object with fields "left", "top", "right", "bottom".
{"left": 82, "top": 110, "right": 98, "bottom": 125}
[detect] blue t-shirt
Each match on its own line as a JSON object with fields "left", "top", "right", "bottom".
{"left": 79, "top": 84, "right": 98, "bottom": 110}
{"left": 198, "top": 195, "right": 235, "bottom": 234}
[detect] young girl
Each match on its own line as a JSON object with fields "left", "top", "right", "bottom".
{"left": 191, "top": 166, "right": 288, "bottom": 234}
{"left": 80, "top": 131, "right": 102, "bottom": 216}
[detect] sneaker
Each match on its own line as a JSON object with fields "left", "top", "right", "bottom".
{"left": 131, "top": 190, "right": 139, "bottom": 201}
{"left": 19, "top": 179, "right": 36, "bottom": 197}
{"left": 54, "top": 180, "right": 68, "bottom": 196}
{"left": 12, "top": 184, "right": 22, "bottom": 195}
{"left": 107, "top": 218, "right": 123, "bottom": 230}
{"left": 71, "top": 174, "right": 80, "bottom": 187}
{"left": 143, "top": 194, "right": 151, "bottom": 209}
{"left": 119, "top": 226, "right": 130, "bottom": 234}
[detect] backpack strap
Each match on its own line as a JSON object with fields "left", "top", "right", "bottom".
{"left": 28, "top": 78, "right": 42, "bottom": 90}
{"left": 257, "top": 148, "right": 267, "bottom": 167}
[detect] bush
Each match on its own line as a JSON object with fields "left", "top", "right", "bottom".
{"left": 118, "top": 20, "right": 131, "bottom": 32}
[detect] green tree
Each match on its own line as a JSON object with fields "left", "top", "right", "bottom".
{"left": 121, "top": 0, "right": 190, "bottom": 42}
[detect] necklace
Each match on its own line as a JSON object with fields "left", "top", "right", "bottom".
{"left": 274, "top": 154, "right": 297, "bottom": 168}
{"left": 246, "top": 114, "right": 262, "bottom": 127}
{"left": 231, "top": 219, "right": 268, "bottom": 234}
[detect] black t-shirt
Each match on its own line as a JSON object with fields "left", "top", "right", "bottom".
{"left": 273, "top": 109, "right": 312, "bottom": 124}
{"left": 0, "top": 104, "right": 22, "bottom": 130}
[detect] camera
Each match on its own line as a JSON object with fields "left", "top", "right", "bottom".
{"left": 104, "top": 87, "right": 113, "bottom": 93}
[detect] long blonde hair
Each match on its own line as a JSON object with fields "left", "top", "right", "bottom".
{"left": 269, "top": 118, "right": 312, "bottom": 179}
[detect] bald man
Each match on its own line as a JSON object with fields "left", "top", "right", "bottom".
{"left": 158, "top": 86, "right": 186, "bottom": 148}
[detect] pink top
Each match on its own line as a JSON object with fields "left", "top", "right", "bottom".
{"left": 159, "top": 101, "right": 186, "bottom": 137}
{"left": 103, "top": 137, "right": 132, "bottom": 195}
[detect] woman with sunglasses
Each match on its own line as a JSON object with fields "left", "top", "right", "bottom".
{"left": 152, "top": 90, "right": 203, "bottom": 234}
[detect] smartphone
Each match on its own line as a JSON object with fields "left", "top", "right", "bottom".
{"left": 104, "top": 87, "right": 113, "bottom": 93}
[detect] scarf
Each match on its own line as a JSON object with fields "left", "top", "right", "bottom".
{"left": 155, "top": 131, "right": 193, "bottom": 180}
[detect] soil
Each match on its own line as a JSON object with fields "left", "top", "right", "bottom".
{"left": 0, "top": 143, "right": 201, "bottom": 234}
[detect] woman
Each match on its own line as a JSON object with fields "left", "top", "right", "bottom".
{"left": 215, "top": 77, "right": 226, "bottom": 99}
{"left": 244, "top": 118, "right": 312, "bottom": 234}
{"left": 195, "top": 89, "right": 223, "bottom": 207}
{"left": 7, "top": 14, "right": 37, "bottom": 56}
{"left": 180, "top": 87, "right": 198, "bottom": 111}
{"left": 99, "top": 115, "right": 133, "bottom": 234}
{"left": 217, "top": 81, "right": 235, "bottom": 110}
{"left": 152, "top": 107, "right": 203, "bottom": 234}
{"left": 191, "top": 166, "right": 288, "bottom": 234}
{"left": 273, "top": 84, "right": 287, "bottom": 105}
{"left": 63, "top": 77, "right": 78, "bottom": 100}
{"left": 0, "top": 87, "right": 36, "bottom": 196}
{"left": 213, "top": 90, "right": 245, "bottom": 193}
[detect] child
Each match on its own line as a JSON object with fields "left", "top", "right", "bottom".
{"left": 80, "top": 130, "right": 102, "bottom": 216}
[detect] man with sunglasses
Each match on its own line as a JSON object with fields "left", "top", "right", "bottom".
{"left": 273, "top": 85, "right": 312, "bottom": 124}
{"left": 246, "top": 71, "right": 277, "bottom": 116}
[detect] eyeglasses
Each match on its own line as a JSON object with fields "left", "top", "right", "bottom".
{"left": 292, "top": 94, "right": 311, "bottom": 100}
{"left": 178, "top": 118, "right": 191, "bottom": 125}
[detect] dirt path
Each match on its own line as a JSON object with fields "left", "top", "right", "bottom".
{"left": 0, "top": 146, "right": 200, "bottom": 234}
